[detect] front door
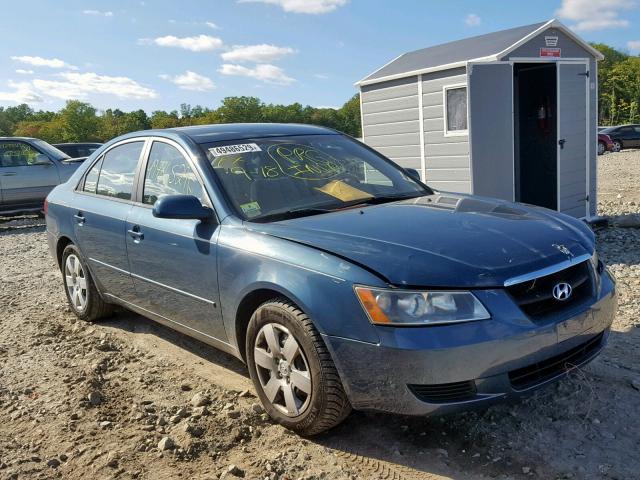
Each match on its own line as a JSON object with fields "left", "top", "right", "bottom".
{"left": 558, "top": 62, "right": 588, "bottom": 217}
{"left": 0, "top": 141, "right": 60, "bottom": 208}
{"left": 125, "top": 140, "right": 226, "bottom": 342}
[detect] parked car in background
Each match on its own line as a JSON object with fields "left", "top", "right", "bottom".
{"left": 53, "top": 142, "right": 103, "bottom": 159}
{"left": 598, "top": 133, "right": 615, "bottom": 155}
{"left": 599, "top": 125, "right": 640, "bottom": 152}
{"left": 45, "top": 124, "right": 616, "bottom": 435}
{"left": 0, "top": 137, "right": 87, "bottom": 214}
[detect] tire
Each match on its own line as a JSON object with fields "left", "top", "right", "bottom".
{"left": 61, "top": 244, "right": 113, "bottom": 322}
{"left": 246, "top": 299, "right": 351, "bottom": 436}
{"left": 597, "top": 141, "right": 605, "bottom": 155}
{"left": 613, "top": 140, "right": 622, "bottom": 152}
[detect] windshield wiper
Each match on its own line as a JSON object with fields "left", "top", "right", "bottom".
{"left": 250, "top": 206, "right": 335, "bottom": 223}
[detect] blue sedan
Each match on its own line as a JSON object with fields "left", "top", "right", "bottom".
{"left": 45, "top": 124, "right": 616, "bottom": 435}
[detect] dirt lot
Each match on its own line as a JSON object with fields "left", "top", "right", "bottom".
{"left": 1, "top": 151, "right": 639, "bottom": 480}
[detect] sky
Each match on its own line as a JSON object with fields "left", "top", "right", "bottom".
{"left": 1, "top": 0, "right": 639, "bottom": 113}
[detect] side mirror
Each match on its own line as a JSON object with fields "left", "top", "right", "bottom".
{"left": 33, "top": 154, "right": 52, "bottom": 165}
{"left": 152, "top": 195, "right": 213, "bottom": 220}
{"left": 405, "top": 168, "right": 421, "bottom": 182}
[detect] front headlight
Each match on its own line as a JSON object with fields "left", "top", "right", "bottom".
{"left": 354, "top": 286, "right": 490, "bottom": 326}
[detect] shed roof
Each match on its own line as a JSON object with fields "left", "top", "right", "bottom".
{"left": 357, "top": 19, "right": 603, "bottom": 86}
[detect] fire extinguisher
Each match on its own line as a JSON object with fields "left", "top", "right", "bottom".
{"left": 537, "top": 102, "right": 548, "bottom": 132}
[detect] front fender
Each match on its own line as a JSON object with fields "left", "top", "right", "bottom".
{"left": 217, "top": 223, "right": 383, "bottom": 349}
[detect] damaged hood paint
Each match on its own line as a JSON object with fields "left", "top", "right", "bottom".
{"left": 249, "top": 194, "right": 595, "bottom": 288}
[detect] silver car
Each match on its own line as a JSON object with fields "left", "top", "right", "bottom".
{"left": 0, "top": 137, "right": 86, "bottom": 214}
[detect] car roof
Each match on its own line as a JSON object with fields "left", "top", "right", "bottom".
{"left": 0, "top": 136, "right": 40, "bottom": 141}
{"left": 128, "top": 123, "right": 340, "bottom": 145}
{"left": 53, "top": 142, "right": 103, "bottom": 146}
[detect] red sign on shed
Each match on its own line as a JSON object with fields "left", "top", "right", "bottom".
{"left": 540, "top": 47, "right": 561, "bottom": 57}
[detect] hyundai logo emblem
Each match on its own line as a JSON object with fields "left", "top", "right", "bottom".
{"left": 552, "top": 282, "right": 573, "bottom": 301}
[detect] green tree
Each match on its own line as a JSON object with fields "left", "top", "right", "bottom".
{"left": 58, "top": 100, "right": 100, "bottom": 142}
{"left": 217, "top": 96, "right": 264, "bottom": 123}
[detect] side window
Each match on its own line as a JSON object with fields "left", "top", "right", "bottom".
{"left": 0, "top": 141, "right": 48, "bottom": 167}
{"left": 96, "top": 141, "right": 144, "bottom": 200}
{"left": 83, "top": 157, "right": 103, "bottom": 193}
{"left": 444, "top": 86, "right": 468, "bottom": 134}
{"left": 143, "top": 142, "right": 204, "bottom": 205}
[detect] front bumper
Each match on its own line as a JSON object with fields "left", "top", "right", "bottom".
{"left": 324, "top": 271, "right": 617, "bottom": 415}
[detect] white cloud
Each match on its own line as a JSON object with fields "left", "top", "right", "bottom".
{"left": 205, "top": 21, "right": 219, "bottom": 29}
{"left": 15, "top": 69, "right": 34, "bottom": 75}
{"left": 27, "top": 72, "right": 157, "bottom": 100}
{"left": 140, "top": 34, "right": 224, "bottom": 52}
{"left": 219, "top": 63, "right": 295, "bottom": 85}
{"left": 314, "top": 73, "right": 329, "bottom": 79}
{"left": 556, "top": 0, "right": 636, "bottom": 31}
{"left": 11, "top": 55, "right": 78, "bottom": 70}
{"left": 628, "top": 40, "right": 640, "bottom": 52}
{"left": 465, "top": 13, "right": 481, "bottom": 26}
{"left": 238, "top": 0, "right": 347, "bottom": 14}
{"left": 221, "top": 44, "right": 296, "bottom": 63}
{"left": 83, "top": 9, "right": 114, "bottom": 16}
{"left": 159, "top": 71, "right": 215, "bottom": 91}
{"left": 0, "top": 81, "right": 43, "bottom": 104}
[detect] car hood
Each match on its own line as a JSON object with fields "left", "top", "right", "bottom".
{"left": 248, "top": 194, "right": 595, "bottom": 288}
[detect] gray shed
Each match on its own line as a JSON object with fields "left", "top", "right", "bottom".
{"left": 356, "top": 19, "right": 603, "bottom": 219}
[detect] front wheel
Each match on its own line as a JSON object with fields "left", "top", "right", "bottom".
{"left": 597, "top": 141, "right": 605, "bottom": 155}
{"left": 613, "top": 140, "right": 622, "bottom": 152}
{"left": 246, "top": 299, "right": 351, "bottom": 436}
{"left": 61, "top": 244, "right": 113, "bottom": 322}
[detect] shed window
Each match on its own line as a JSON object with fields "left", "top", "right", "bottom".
{"left": 444, "top": 86, "right": 468, "bottom": 135}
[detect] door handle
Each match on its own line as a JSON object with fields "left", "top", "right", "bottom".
{"left": 73, "top": 212, "right": 85, "bottom": 225}
{"left": 127, "top": 226, "right": 144, "bottom": 241}
{"left": 558, "top": 139, "right": 566, "bottom": 149}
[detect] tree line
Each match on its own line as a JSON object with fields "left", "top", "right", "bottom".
{"left": 0, "top": 94, "right": 362, "bottom": 144}
{"left": 592, "top": 43, "right": 640, "bottom": 125}
{"left": 0, "top": 43, "right": 638, "bottom": 144}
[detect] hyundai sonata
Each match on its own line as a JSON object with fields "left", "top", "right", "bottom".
{"left": 45, "top": 124, "right": 616, "bottom": 435}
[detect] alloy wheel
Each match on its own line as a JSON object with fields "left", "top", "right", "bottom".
{"left": 65, "top": 254, "right": 88, "bottom": 312}
{"left": 253, "top": 323, "right": 312, "bottom": 417}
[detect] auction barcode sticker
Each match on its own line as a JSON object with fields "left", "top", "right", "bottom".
{"left": 209, "top": 143, "right": 262, "bottom": 156}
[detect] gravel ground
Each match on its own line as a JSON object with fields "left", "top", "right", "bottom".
{"left": 0, "top": 150, "right": 639, "bottom": 480}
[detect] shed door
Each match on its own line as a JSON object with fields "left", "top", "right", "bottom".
{"left": 558, "top": 62, "right": 588, "bottom": 217}
{"left": 468, "top": 62, "right": 514, "bottom": 200}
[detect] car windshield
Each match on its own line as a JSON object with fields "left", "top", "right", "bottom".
{"left": 600, "top": 127, "right": 616, "bottom": 134}
{"left": 204, "top": 134, "right": 430, "bottom": 221}
{"left": 33, "top": 139, "right": 70, "bottom": 160}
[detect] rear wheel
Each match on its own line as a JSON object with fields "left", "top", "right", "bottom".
{"left": 246, "top": 299, "right": 351, "bottom": 436}
{"left": 61, "top": 244, "right": 113, "bottom": 322}
{"left": 613, "top": 140, "right": 622, "bottom": 152}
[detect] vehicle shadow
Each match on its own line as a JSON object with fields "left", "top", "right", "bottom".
{"left": 99, "top": 309, "right": 249, "bottom": 379}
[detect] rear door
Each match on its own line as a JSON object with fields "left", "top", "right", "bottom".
{"left": 125, "top": 139, "right": 226, "bottom": 341}
{"left": 0, "top": 140, "right": 60, "bottom": 208}
{"left": 73, "top": 139, "right": 145, "bottom": 301}
{"left": 558, "top": 62, "right": 588, "bottom": 218}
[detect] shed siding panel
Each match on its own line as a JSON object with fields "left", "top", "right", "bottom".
{"left": 503, "top": 28, "right": 592, "bottom": 60}
{"left": 361, "top": 76, "right": 422, "bottom": 172}
{"left": 366, "top": 132, "right": 420, "bottom": 148}
{"left": 428, "top": 180, "right": 472, "bottom": 193}
{"left": 420, "top": 69, "right": 470, "bottom": 195}
{"left": 365, "top": 120, "right": 420, "bottom": 136}
{"left": 364, "top": 108, "right": 419, "bottom": 125}
{"left": 362, "top": 96, "right": 418, "bottom": 115}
